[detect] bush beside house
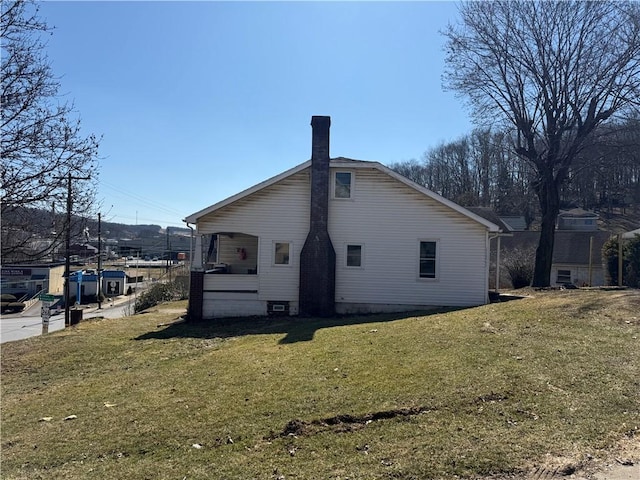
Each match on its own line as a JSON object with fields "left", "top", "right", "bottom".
{"left": 603, "top": 234, "right": 640, "bottom": 287}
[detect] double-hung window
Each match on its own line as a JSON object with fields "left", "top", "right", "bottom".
{"left": 334, "top": 172, "right": 352, "bottom": 199}
{"left": 346, "top": 244, "right": 363, "bottom": 268}
{"left": 419, "top": 241, "right": 437, "bottom": 279}
{"left": 274, "top": 242, "right": 291, "bottom": 266}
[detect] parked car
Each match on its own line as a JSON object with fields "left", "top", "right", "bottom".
{"left": 1, "top": 294, "right": 25, "bottom": 313}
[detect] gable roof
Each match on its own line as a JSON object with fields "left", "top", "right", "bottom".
{"left": 184, "top": 157, "right": 501, "bottom": 232}
{"left": 558, "top": 208, "right": 599, "bottom": 219}
{"left": 500, "top": 216, "right": 527, "bottom": 231}
{"left": 466, "top": 207, "right": 514, "bottom": 233}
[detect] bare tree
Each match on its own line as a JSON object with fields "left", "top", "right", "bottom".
{"left": 443, "top": 1, "right": 640, "bottom": 286}
{"left": 1, "top": 0, "right": 100, "bottom": 262}
{"left": 387, "top": 158, "right": 429, "bottom": 187}
{"left": 389, "top": 128, "right": 536, "bottom": 218}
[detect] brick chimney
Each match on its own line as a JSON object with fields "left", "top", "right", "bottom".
{"left": 299, "top": 116, "right": 336, "bottom": 317}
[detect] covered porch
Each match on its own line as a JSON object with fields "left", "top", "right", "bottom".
{"left": 202, "top": 232, "right": 259, "bottom": 275}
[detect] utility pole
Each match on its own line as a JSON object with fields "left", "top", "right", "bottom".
{"left": 51, "top": 202, "right": 56, "bottom": 263}
{"left": 167, "top": 230, "right": 172, "bottom": 283}
{"left": 62, "top": 172, "right": 91, "bottom": 327}
{"left": 97, "top": 212, "right": 102, "bottom": 309}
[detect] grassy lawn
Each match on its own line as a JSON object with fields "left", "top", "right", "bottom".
{"left": 1, "top": 290, "right": 639, "bottom": 479}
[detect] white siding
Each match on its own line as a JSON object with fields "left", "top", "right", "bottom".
{"left": 197, "top": 170, "right": 310, "bottom": 316}
{"left": 204, "top": 274, "right": 259, "bottom": 293}
{"left": 551, "top": 264, "right": 605, "bottom": 287}
{"left": 329, "top": 167, "right": 489, "bottom": 308}
{"left": 195, "top": 165, "right": 491, "bottom": 317}
{"left": 202, "top": 298, "right": 266, "bottom": 318}
{"left": 217, "top": 234, "right": 258, "bottom": 274}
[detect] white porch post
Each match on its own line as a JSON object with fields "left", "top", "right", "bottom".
{"left": 193, "top": 234, "right": 203, "bottom": 271}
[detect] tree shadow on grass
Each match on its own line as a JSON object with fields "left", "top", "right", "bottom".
{"left": 134, "top": 307, "right": 463, "bottom": 344}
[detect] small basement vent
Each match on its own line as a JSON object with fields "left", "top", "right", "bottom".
{"left": 267, "top": 301, "right": 290, "bottom": 316}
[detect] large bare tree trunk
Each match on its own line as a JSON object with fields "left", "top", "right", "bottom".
{"left": 533, "top": 213, "right": 557, "bottom": 287}
{"left": 532, "top": 170, "right": 561, "bottom": 287}
{"left": 443, "top": 1, "right": 640, "bottom": 288}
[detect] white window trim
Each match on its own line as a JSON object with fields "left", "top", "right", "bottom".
{"left": 344, "top": 243, "right": 364, "bottom": 269}
{"left": 417, "top": 239, "right": 439, "bottom": 281}
{"left": 332, "top": 171, "right": 354, "bottom": 200}
{"left": 273, "top": 241, "right": 293, "bottom": 267}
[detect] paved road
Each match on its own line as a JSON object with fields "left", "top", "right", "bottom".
{"left": 0, "top": 297, "right": 134, "bottom": 344}
{"left": 0, "top": 310, "right": 66, "bottom": 343}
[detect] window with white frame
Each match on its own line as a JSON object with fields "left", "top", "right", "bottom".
{"left": 274, "top": 242, "right": 291, "bottom": 265}
{"left": 346, "top": 244, "right": 363, "bottom": 267}
{"left": 557, "top": 269, "right": 571, "bottom": 283}
{"left": 334, "top": 171, "right": 352, "bottom": 199}
{"left": 419, "top": 241, "right": 437, "bottom": 279}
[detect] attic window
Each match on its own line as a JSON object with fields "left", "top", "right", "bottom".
{"left": 334, "top": 172, "right": 352, "bottom": 199}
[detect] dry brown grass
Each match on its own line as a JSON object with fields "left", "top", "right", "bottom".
{"left": 1, "top": 292, "right": 639, "bottom": 479}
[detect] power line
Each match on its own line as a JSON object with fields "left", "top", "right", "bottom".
{"left": 98, "top": 180, "right": 186, "bottom": 217}
{"left": 102, "top": 212, "right": 186, "bottom": 227}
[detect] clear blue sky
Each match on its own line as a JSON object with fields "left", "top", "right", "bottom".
{"left": 37, "top": 0, "right": 472, "bottom": 228}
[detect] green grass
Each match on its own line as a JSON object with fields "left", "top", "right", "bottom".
{"left": 2, "top": 291, "right": 639, "bottom": 479}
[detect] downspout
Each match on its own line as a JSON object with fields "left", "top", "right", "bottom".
{"left": 488, "top": 232, "right": 501, "bottom": 296}
{"left": 487, "top": 233, "right": 494, "bottom": 299}
{"left": 185, "top": 220, "right": 194, "bottom": 287}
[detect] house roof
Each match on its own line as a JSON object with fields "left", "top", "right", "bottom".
{"left": 184, "top": 157, "right": 501, "bottom": 232}
{"left": 465, "top": 207, "right": 514, "bottom": 233}
{"left": 70, "top": 243, "right": 98, "bottom": 253}
{"left": 499, "top": 216, "right": 527, "bottom": 231}
{"left": 558, "top": 208, "right": 599, "bottom": 218}
{"left": 501, "top": 231, "right": 613, "bottom": 265}
{"left": 622, "top": 228, "right": 640, "bottom": 239}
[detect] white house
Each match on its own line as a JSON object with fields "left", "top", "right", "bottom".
{"left": 556, "top": 208, "right": 599, "bottom": 231}
{"left": 184, "top": 116, "right": 501, "bottom": 320}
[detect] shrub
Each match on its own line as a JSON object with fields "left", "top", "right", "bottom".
{"left": 503, "top": 246, "right": 535, "bottom": 288}
{"left": 172, "top": 275, "right": 189, "bottom": 300}
{"left": 134, "top": 283, "right": 174, "bottom": 313}
{"left": 603, "top": 234, "right": 640, "bottom": 287}
{"left": 1, "top": 294, "right": 25, "bottom": 313}
{"left": 7, "top": 301, "right": 25, "bottom": 312}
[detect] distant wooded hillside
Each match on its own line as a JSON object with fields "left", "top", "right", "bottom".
{"left": 389, "top": 120, "right": 640, "bottom": 228}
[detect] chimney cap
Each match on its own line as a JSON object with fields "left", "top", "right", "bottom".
{"left": 311, "top": 116, "right": 331, "bottom": 128}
